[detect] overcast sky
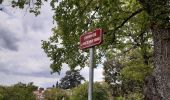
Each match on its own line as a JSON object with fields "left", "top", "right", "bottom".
{"left": 0, "top": 2, "right": 103, "bottom": 88}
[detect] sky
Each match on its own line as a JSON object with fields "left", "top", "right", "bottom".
{"left": 0, "top": 2, "right": 103, "bottom": 88}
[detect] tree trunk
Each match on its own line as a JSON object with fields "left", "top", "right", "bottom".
{"left": 144, "top": 26, "right": 170, "bottom": 100}
{"left": 152, "top": 27, "right": 170, "bottom": 100}
{"left": 137, "top": 0, "right": 170, "bottom": 99}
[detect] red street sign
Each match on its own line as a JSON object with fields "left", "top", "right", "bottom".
{"left": 80, "top": 29, "right": 103, "bottom": 49}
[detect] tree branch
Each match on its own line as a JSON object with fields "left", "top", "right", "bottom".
{"left": 114, "top": 8, "right": 144, "bottom": 32}
{"left": 80, "top": 0, "right": 93, "bottom": 15}
{"left": 83, "top": 6, "right": 99, "bottom": 32}
{"left": 86, "top": 6, "right": 99, "bottom": 26}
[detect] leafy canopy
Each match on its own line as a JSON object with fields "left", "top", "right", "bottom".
{"left": 41, "top": 0, "right": 152, "bottom": 73}
{"left": 59, "top": 69, "right": 85, "bottom": 89}
{"left": 70, "top": 82, "right": 111, "bottom": 100}
{"left": 44, "top": 88, "right": 69, "bottom": 100}
{"left": 0, "top": 82, "right": 37, "bottom": 100}
{"left": 1, "top": 0, "right": 164, "bottom": 74}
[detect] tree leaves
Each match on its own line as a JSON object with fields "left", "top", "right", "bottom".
{"left": 10, "top": 0, "right": 48, "bottom": 16}
{"left": 2, "top": 0, "right": 153, "bottom": 74}
{"left": 41, "top": 0, "right": 153, "bottom": 73}
{"left": 0, "top": 82, "right": 37, "bottom": 100}
{"left": 59, "top": 70, "right": 85, "bottom": 89}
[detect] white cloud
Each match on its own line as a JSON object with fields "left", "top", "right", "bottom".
{"left": 0, "top": 73, "right": 60, "bottom": 88}
{"left": 80, "top": 66, "right": 104, "bottom": 82}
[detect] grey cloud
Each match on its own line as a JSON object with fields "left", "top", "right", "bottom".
{"left": 31, "top": 21, "right": 44, "bottom": 31}
{"left": 0, "top": 2, "right": 64, "bottom": 87}
{"left": 0, "top": 67, "right": 53, "bottom": 78}
{"left": 22, "top": 3, "right": 54, "bottom": 33}
{"left": 23, "top": 15, "right": 53, "bottom": 33}
{"left": 0, "top": 62, "right": 65, "bottom": 78}
{"left": 0, "top": 27, "right": 20, "bottom": 51}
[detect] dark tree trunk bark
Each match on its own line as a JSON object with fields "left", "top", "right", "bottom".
{"left": 137, "top": 0, "right": 170, "bottom": 99}
{"left": 144, "top": 27, "right": 170, "bottom": 100}
{"left": 152, "top": 27, "right": 170, "bottom": 100}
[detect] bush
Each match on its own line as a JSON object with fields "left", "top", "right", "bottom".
{"left": 0, "top": 93, "right": 3, "bottom": 100}
{"left": 0, "top": 85, "right": 36, "bottom": 100}
{"left": 70, "top": 82, "right": 110, "bottom": 100}
{"left": 114, "top": 92, "right": 143, "bottom": 100}
{"left": 126, "top": 92, "right": 143, "bottom": 100}
{"left": 114, "top": 96, "right": 125, "bottom": 100}
{"left": 44, "top": 88, "right": 69, "bottom": 100}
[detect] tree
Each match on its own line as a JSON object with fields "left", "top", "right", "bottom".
{"left": 103, "top": 48, "right": 152, "bottom": 98}
{"left": 41, "top": 1, "right": 169, "bottom": 99}
{"left": 44, "top": 88, "right": 69, "bottom": 100}
{"left": 137, "top": 1, "right": 170, "bottom": 99}
{"left": 1, "top": 0, "right": 170, "bottom": 99}
{"left": 70, "top": 82, "right": 111, "bottom": 100}
{"left": 0, "top": 82, "right": 36, "bottom": 100}
{"left": 59, "top": 69, "right": 85, "bottom": 89}
{"left": 103, "top": 58, "right": 123, "bottom": 96}
{"left": 56, "top": 81, "right": 59, "bottom": 88}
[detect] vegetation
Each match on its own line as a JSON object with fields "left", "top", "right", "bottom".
{"left": 0, "top": 82, "right": 36, "bottom": 100}
{"left": 41, "top": 0, "right": 153, "bottom": 73}
{"left": 103, "top": 48, "right": 153, "bottom": 99}
{"left": 58, "top": 69, "right": 85, "bottom": 89}
{"left": 44, "top": 88, "right": 69, "bottom": 100}
{"left": 43, "top": 82, "right": 112, "bottom": 100}
{"left": 1, "top": 0, "right": 170, "bottom": 99}
{"left": 70, "top": 82, "right": 111, "bottom": 100}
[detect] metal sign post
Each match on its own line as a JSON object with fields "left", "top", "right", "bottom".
{"left": 80, "top": 29, "right": 103, "bottom": 100}
{"left": 88, "top": 47, "right": 94, "bottom": 100}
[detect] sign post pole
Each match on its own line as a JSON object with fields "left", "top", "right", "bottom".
{"left": 80, "top": 29, "right": 103, "bottom": 100}
{"left": 88, "top": 47, "right": 94, "bottom": 100}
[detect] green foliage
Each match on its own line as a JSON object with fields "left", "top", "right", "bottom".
{"left": 44, "top": 88, "right": 69, "bottom": 100}
{"left": 103, "top": 59, "right": 122, "bottom": 85}
{"left": 139, "top": 0, "right": 170, "bottom": 27}
{"left": 70, "top": 82, "right": 111, "bottom": 100}
{"left": 41, "top": 0, "right": 152, "bottom": 73}
{"left": 121, "top": 48, "right": 152, "bottom": 82}
{"left": 114, "top": 92, "right": 143, "bottom": 100}
{"left": 119, "top": 48, "right": 152, "bottom": 94}
{"left": 0, "top": 0, "right": 169, "bottom": 99}
{"left": 114, "top": 96, "right": 125, "bottom": 100}
{"left": 0, "top": 82, "right": 36, "bottom": 100}
{"left": 126, "top": 92, "right": 143, "bottom": 100}
{"left": 0, "top": 93, "right": 3, "bottom": 100}
{"left": 70, "top": 83, "right": 88, "bottom": 100}
{"left": 0, "top": 0, "right": 170, "bottom": 99}
{"left": 59, "top": 69, "right": 85, "bottom": 89}
{"left": 103, "top": 47, "right": 153, "bottom": 97}
{"left": 1, "top": 0, "right": 169, "bottom": 76}
{"left": 0, "top": 0, "right": 48, "bottom": 16}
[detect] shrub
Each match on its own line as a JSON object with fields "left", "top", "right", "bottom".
{"left": 0, "top": 85, "right": 36, "bottom": 100}
{"left": 114, "top": 92, "right": 143, "bottom": 100}
{"left": 70, "top": 82, "right": 110, "bottom": 100}
{"left": 44, "top": 88, "right": 69, "bottom": 100}
{"left": 126, "top": 92, "right": 143, "bottom": 100}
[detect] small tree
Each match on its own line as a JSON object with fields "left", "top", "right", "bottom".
{"left": 103, "top": 59, "right": 123, "bottom": 96}
{"left": 70, "top": 82, "right": 111, "bottom": 100}
{"left": 44, "top": 88, "right": 69, "bottom": 100}
{"left": 103, "top": 48, "right": 152, "bottom": 98}
{"left": 59, "top": 69, "right": 85, "bottom": 89}
{"left": 0, "top": 82, "right": 36, "bottom": 100}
